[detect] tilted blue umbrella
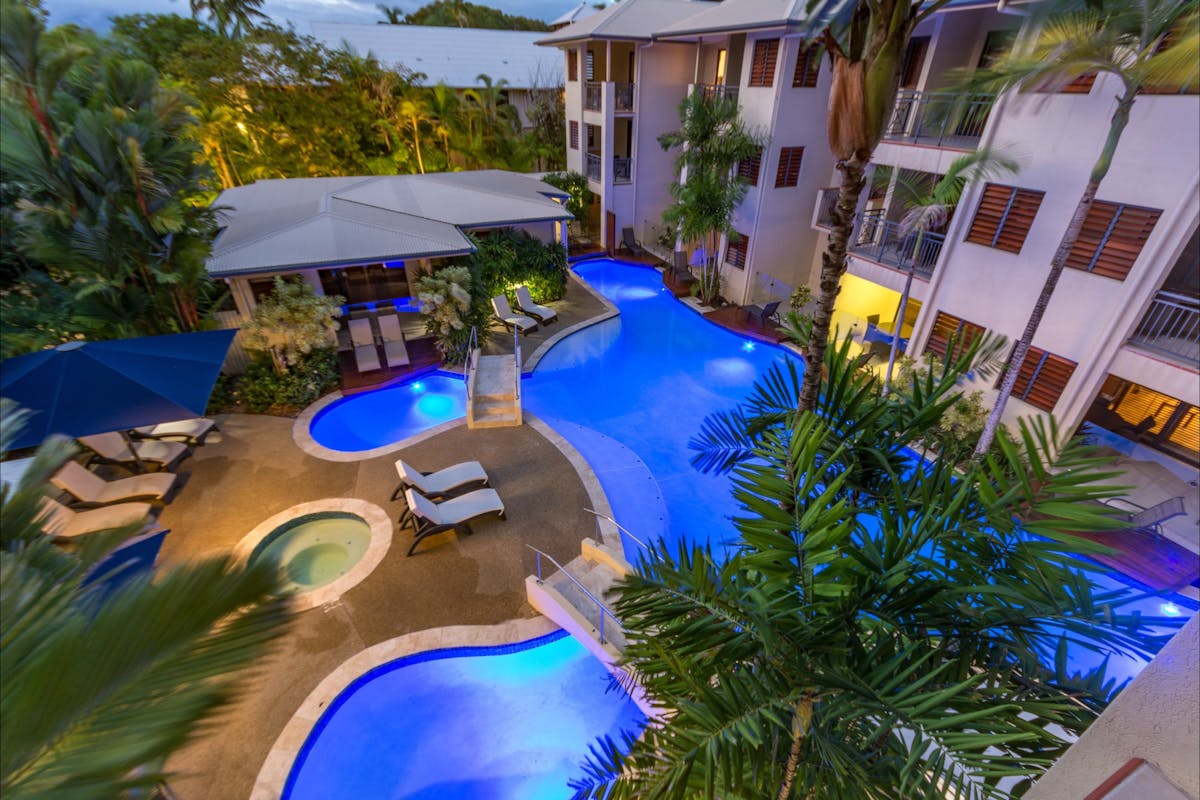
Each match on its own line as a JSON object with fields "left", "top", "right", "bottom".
{"left": 1, "top": 329, "right": 237, "bottom": 451}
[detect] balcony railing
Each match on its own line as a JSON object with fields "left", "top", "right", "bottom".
{"left": 613, "top": 82, "right": 635, "bottom": 112}
{"left": 585, "top": 152, "right": 601, "bottom": 181}
{"left": 883, "top": 91, "right": 995, "bottom": 149}
{"left": 584, "top": 81, "right": 601, "bottom": 111}
{"left": 613, "top": 157, "right": 631, "bottom": 184}
{"left": 695, "top": 83, "right": 739, "bottom": 102}
{"left": 1129, "top": 290, "right": 1200, "bottom": 364}
{"left": 849, "top": 209, "right": 945, "bottom": 278}
{"left": 815, "top": 187, "right": 839, "bottom": 229}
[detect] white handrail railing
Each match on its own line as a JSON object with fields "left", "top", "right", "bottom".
{"left": 464, "top": 325, "right": 478, "bottom": 403}
{"left": 527, "top": 544, "right": 623, "bottom": 645}
{"left": 513, "top": 327, "right": 521, "bottom": 404}
{"left": 583, "top": 507, "right": 650, "bottom": 552}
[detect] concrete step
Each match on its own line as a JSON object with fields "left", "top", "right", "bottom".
{"left": 542, "top": 557, "right": 626, "bottom": 652}
{"left": 474, "top": 355, "right": 516, "bottom": 399}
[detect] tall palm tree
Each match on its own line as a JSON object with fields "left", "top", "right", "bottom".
{"left": 188, "top": 0, "right": 267, "bottom": 39}
{"left": 0, "top": 401, "right": 292, "bottom": 797}
{"left": 572, "top": 338, "right": 1171, "bottom": 800}
{"left": 427, "top": 82, "right": 463, "bottom": 167}
{"left": 658, "top": 90, "right": 764, "bottom": 304}
{"left": 376, "top": 4, "right": 404, "bottom": 24}
{"left": 973, "top": 0, "right": 1199, "bottom": 455}
{"left": 794, "top": 0, "right": 955, "bottom": 414}
{"left": 463, "top": 74, "right": 520, "bottom": 167}
{"left": 885, "top": 149, "right": 1020, "bottom": 391}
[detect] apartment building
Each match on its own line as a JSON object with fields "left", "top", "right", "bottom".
{"left": 540, "top": 0, "right": 1200, "bottom": 491}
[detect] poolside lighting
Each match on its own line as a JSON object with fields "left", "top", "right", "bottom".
{"left": 742, "top": 341, "right": 756, "bottom": 352}
{"left": 1161, "top": 602, "right": 1182, "bottom": 617}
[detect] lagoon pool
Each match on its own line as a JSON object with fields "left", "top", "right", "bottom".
{"left": 283, "top": 631, "right": 645, "bottom": 800}
{"left": 311, "top": 373, "right": 467, "bottom": 452}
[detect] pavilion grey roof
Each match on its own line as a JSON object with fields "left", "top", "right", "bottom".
{"left": 550, "top": 2, "right": 602, "bottom": 28}
{"left": 654, "top": 0, "right": 811, "bottom": 37}
{"left": 537, "top": 0, "right": 713, "bottom": 44}
{"left": 207, "top": 171, "right": 571, "bottom": 277}
{"left": 309, "top": 23, "right": 563, "bottom": 88}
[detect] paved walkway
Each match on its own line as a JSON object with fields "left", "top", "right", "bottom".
{"left": 158, "top": 414, "right": 599, "bottom": 799}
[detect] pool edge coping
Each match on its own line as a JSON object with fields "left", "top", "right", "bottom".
{"left": 249, "top": 616, "right": 560, "bottom": 800}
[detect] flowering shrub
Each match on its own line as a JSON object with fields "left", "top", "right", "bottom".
{"left": 241, "top": 278, "right": 343, "bottom": 373}
{"left": 415, "top": 266, "right": 476, "bottom": 361}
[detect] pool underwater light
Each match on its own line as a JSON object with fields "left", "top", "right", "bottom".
{"left": 1161, "top": 602, "right": 1181, "bottom": 617}
{"left": 742, "top": 341, "right": 756, "bottom": 352}
{"left": 411, "top": 382, "right": 425, "bottom": 393}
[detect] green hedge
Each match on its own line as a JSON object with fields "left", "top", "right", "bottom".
{"left": 209, "top": 349, "right": 339, "bottom": 415}
{"left": 462, "top": 228, "right": 569, "bottom": 304}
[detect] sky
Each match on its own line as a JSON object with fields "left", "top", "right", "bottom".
{"left": 42, "top": 0, "right": 584, "bottom": 34}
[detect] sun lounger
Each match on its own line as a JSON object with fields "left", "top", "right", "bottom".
{"left": 377, "top": 314, "right": 411, "bottom": 368}
{"left": 514, "top": 286, "right": 557, "bottom": 324}
{"left": 51, "top": 460, "right": 176, "bottom": 507}
{"left": 391, "top": 459, "right": 489, "bottom": 504}
{"left": 132, "top": 417, "right": 216, "bottom": 445}
{"left": 402, "top": 487, "right": 505, "bottom": 556}
{"left": 745, "top": 300, "right": 781, "bottom": 328}
{"left": 38, "top": 496, "right": 153, "bottom": 540}
{"left": 78, "top": 432, "right": 189, "bottom": 473}
{"left": 491, "top": 295, "right": 538, "bottom": 334}
{"left": 349, "top": 317, "right": 382, "bottom": 372}
{"left": 618, "top": 227, "right": 646, "bottom": 257}
{"left": 1105, "top": 495, "right": 1188, "bottom": 536}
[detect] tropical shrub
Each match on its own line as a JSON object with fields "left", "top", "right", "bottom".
{"left": 209, "top": 349, "right": 338, "bottom": 414}
{"left": 466, "top": 228, "right": 569, "bottom": 303}
{"left": 541, "top": 171, "right": 592, "bottom": 237}
{"left": 893, "top": 353, "right": 1010, "bottom": 463}
{"left": 415, "top": 266, "right": 478, "bottom": 361}
{"left": 240, "top": 277, "right": 343, "bottom": 374}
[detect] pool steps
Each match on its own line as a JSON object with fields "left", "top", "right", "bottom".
{"left": 467, "top": 352, "right": 522, "bottom": 428}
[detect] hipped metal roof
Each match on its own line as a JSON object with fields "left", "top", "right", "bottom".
{"left": 309, "top": 23, "right": 564, "bottom": 88}
{"left": 207, "top": 171, "right": 572, "bottom": 277}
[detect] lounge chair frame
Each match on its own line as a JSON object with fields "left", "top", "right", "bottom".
{"left": 402, "top": 487, "right": 505, "bottom": 556}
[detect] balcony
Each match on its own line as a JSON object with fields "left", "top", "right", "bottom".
{"left": 1128, "top": 290, "right": 1200, "bottom": 365}
{"left": 584, "top": 82, "right": 601, "bottom": 111}
{"left": 883, "top": 91, "right": 995, "bottom": 149}
{"left": 585, "top": 153, "right": 601, "bottom": 181}
{"left": 849, "top": 210, "right": 945, "bottom": 278}
{"left": 613, "top": 83, "right": 635, "bottom": 113}
{"left": 613, "top": 157, "right": 631, "bottom": 184}
{"left": 695, "top": 83, "right": 739, "bottom": 103}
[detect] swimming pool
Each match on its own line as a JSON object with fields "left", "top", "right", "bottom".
{"left": 311, "top": 373, "right": 467, "bottom": 452}
{"left": 283, "top": 630, "right": 645, "bottom": 799}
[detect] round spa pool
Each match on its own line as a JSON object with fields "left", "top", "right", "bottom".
{"left": 251, "top": 512, "right": 371, "bottom": 594}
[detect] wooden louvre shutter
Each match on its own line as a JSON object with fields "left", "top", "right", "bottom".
{"left": 569, "top": 121, "right": 579, "bottom": 150}
{"left": 965, "top": 184, "right": 1044, "bottom": 254}
{"left": 567, "top": 51, "right": 578, "bottom": 82}
{"left": 738, "top": 150, "right": 762, "bottom": 186}
{"left": 774, "top": 147, "right": 804, "bottom": 188}
{"left": 749, "top": 39, "right": 780, "bottom": 87}
{"left": 1060, "top": 73, "right": 1097, "bottom": 93}
{"left": 726, "top": 234, "right": 749, "bottom": 269}
{"left": 1003, "top": 346, "right": 1077, "bottom": 412}
{"left": 925, "top": 311, "right": 985, "bottom": 361}
{"left": 792, "top": 45, "right": 821, "bottom": 88}
{"left": 1064, "top": 201, "right": 1162, "bottom": 281}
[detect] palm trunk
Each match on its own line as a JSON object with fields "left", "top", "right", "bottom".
{"left": 410, "top": 117, "right": 426, "bottom": 174}
{"left": 797, "top": 151, "right": 869, "bottom": 414}
{"left": 776, "top": 695, "right": 813, "bottom": 800}
{"left": 974, "top": 91, "right": 1135, "bottom": 456}
{"left": 883, "top": 230, "right": 923, "bottom": 393}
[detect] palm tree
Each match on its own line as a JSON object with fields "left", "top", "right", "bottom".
{"left": 571, "top": 338, "right": 1172, "bottom": 800}
{"left": 376, "top": 4, "right": 404, "bottom": 24}
{"left": 188, "top": 0, "right": 267, "bottom": 39}
{"left": 972, "top": 0, "right": 1199, "bottom": 455}
{"left": 658, "top": 90, "right": 764, "bottom": 304}
{"left": 463, "top": 74, "right": 521, "bottom": 168}
{"left": 427, "top": 82, "right": 463, "bottom": 167}
{"left": 794, "top": 0, "right": 956, "bottom": 414}
{"left": 0, "top": 401, "right": 292, "bottom": 797}
{"left": 399, "top": 94, "right": 431, "bottom": 174}
{"left": 885, "top": 149, "right": 1020, "bottom": 391}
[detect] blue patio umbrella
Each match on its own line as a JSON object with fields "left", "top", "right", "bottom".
{"left": 1, "top": 329, "right": 237, "bottom": 451}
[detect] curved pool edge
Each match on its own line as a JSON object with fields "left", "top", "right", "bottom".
{"left": 250, "top": 616, "right": 560, "bottom": 800}
{"left": 524, "top": 268, "right": 621, "bottom": 373}
{"left": 291, "top": 371, "right": 469, "bottom": 463}
{"left": 233, "top": 498, "right": 392, "bottom": 612}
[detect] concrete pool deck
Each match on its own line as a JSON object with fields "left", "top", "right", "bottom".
{"left": 157, "top": 414, "right": 604, "bottom": 799}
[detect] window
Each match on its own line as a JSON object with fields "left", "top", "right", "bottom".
{"left": 726, "top": 233, "right": 749, "bottom": 269}
{"left": 715, "top": 49, "right": 727, "bottom": 85}
{"left": 1060, "top": 73, "right": 1096, "bottom": 94}
{"left": 1065, "top": 201, "right": 1162, "bottom": 281}
{"left": 792, "top": 45, "right": 821, "bottom": 88}
{"left": 965, "top": 183, "right": 1045, "bottom": 254}
{"left": 774, "top": 147, "right": 804, "bottom": 188}
{"left": 998, "top": 345, "right": 1077, "bottom": 412}
{"left": 738, "top": 149, "right": 762, "bottom": 186}
{"left": 567, "top": 51, "right": 578, "bottom": 82}
{"left": 900, "top": 37, "right": 929, "bottom": 88}
{"left": 586, "top": 123, "right": 596, "bottom": 148}
{"left": 749, "top": 39, "right": 780, "bottom": 87}
{"left": 925, "top": 311, "right": 986, "bottom": 362}
{"left": 569, "top": 121, "right": 579, "bottom": 150}
{"left": 585, "top": 51, "right": 595, "bottom": 81}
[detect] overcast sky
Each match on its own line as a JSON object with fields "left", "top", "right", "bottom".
{"left": 43, "top": 0, "right": 580, "bottom": 34}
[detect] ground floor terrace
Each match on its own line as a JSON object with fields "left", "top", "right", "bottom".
{"left": 150, "top": 258, "right": 1196, "bottom": 797}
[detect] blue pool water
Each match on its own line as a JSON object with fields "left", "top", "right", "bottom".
{"left": 311, "top": 373, "right": 467, "bottom": 452}
{"left": 283, "top": 631, "right": 645, "bottom": 800}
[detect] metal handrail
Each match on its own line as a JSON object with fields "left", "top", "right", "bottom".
{"left": 583, "top": 507, "right": 650, "bottom": 552}
{"left": 464, "top": 325, "right": 478, "bottom": 403}
{"left": 1129, "top": 289, "right": 1199, "bottom": 362}
{"left": 584, "top": 81, "right": 602, "bottom": 111}
{"left": 613, "top": 157, "right": 632, "bottom": 184}
{"left": 695, "top": 83, "right": 738, "bottom": 102}
{"left": 883, "top": 90, "right": 995, "bottom": 148}
{"left": 513, "top": 327, "right": 521, "bottom": 404}
{"left": 585, "top": 153, "right": 601, "bottom": 181}
{"left": 613, "top": 82, "right": 635, "bottom": 112}
{"left": 527, "top": 544, "right": 623, "bottom": 645}
{"left": 849, "top": 211, "right": 946, "bottom": 278}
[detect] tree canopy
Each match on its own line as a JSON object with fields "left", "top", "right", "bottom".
{"left": 377, "top": 0, "right": 551, "bottom": 31}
